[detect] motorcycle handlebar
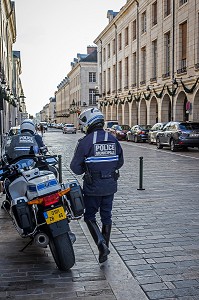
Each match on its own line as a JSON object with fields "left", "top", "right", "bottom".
{"left": 0, "top": 153, "right": 59, "bottom": 179}
{"left": 0, "top": 164, "right": 19, "bottom": 180}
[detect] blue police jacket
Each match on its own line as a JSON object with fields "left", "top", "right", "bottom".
{"left": 70, "top": 128, "right": 124, "bottom": 196}
{"left": 6, "top": 132, "right": 45, "bottom": 162}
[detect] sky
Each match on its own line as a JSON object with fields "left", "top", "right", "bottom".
{"left": 13, "top": 0, "right": 126, "bottom": 117}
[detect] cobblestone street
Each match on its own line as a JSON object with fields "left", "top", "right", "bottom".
{"left": 0, "top": 128, "right": 199, "bottom": 299}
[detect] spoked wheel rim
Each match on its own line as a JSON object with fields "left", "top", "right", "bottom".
{"left": 170, "top": 139, "right": 176, "bottom": 152}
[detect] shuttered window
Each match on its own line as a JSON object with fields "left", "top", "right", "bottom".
{"left": 152, "top": 1, "right": 157, "bottom": 26}
{"left": 118, "top": 61, "right": 122, "bottom": 89}
{"left": 125, "top": 57, "right": 129, "bottom": 88}
{"left": 132, "top": 52, "right": 137, "bottom": 85}
{"left": 181, "top": 22, "right": 187, "bottom": 61}
{"left": 164, "top": 0, "right": 171, "bottom": 17}
{"left": 133, "top": 19, "right": 136, "bottom": 40}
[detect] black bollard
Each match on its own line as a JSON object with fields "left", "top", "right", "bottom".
{"left": 137, "top": 156, "right": 145, "bottom": 190}
{"left": 58, "top": 155, "right": 62, "bottom": 184}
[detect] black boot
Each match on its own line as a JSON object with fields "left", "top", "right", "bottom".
{"left": 68, "top": 231, "right": 76, "bottom": 244}
{"left": 86, "top": 220, "right": 110, "bottom": 263}
{"left": 102, "top": 224, "right": 112, "bottom": 247}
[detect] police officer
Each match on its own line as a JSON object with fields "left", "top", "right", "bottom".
{"left": 70, "top": 108, "right": 124, "bottom": 263}
{"left": 6, "top": 119, "right": 47, "bottom": 162}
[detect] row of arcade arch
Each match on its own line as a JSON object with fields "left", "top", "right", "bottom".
{"left": 101, "top": 89, "right": 199, "bottom": 126}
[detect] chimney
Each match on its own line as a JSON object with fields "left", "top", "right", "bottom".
{"left": 87, "top": 46, "right": 97, "bottom": 55}
{"left": 107, "top": 10, "right": 118, "bottom": 23}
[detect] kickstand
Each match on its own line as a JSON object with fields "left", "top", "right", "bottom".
{"left": 20, "top": 238, "right": 34, "bottom": 252}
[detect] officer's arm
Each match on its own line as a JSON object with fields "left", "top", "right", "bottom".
{"left": 35, "top": 134, "right": 45, "bottom": 147}
{"left": 117, "top": 144, "right": 124, "bottom": 169}
{"left": 70, "top": 140, "right": 85, "bottom": 175}
{"left": 35, "top": 135, "right": 48, "bottom": 154}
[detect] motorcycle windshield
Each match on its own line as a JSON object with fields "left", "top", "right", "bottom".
{"left": 15, "top": 158, "right": 36, "bottom": 170}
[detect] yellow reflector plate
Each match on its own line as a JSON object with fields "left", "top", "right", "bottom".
{"left": 44, "top": 207, "right": 66, "bottom": 224}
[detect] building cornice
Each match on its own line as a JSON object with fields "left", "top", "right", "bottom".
{"left": 94, "top": 0, "right": 138, "bottom": 44}
{"left": 4, "top": 0, "right": 16, "bottom": 42}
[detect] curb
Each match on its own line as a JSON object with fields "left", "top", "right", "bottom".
{"left": 79, "top": 219, "right": 148, "bottom": 300}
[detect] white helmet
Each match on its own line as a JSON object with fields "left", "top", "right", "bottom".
{"left": 79, "top": 107, "right": 104, "bottom": 133}
{"left": 21, "top": 119, "right": 35, "bottom": 134}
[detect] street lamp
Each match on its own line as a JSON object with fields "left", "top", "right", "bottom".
{"left": 114, "top": 95, "right": 118, "bottom": 120}
{"left": 20, "top": 93, "right": 26, "bottom": 104}
{"left": 171, "top": 78, "right": 178, "bottom": 121}
{"left": 71, "top": 99, "right": 75, "bottom": 107}
{"left": 0, "top": 78, "right": 6, "bottom": 110}
{"left": 127, "top": 90, "right": 132, "bottom": 102}
{"left": 0, "top": 77, "right": 7, "bottom": 155}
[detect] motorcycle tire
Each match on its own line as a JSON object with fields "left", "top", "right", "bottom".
{"left": 49, "top": 232, "right": 75, "bottom": 271}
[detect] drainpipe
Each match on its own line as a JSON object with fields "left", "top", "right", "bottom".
{"left": 135, "top": 0, "right": 139, "bottom": 90}
{"left": 114, "top": 23, "right": 118, "bottom": 120}
{"left": 114, "top": 24, "right": 118, "bottom": 95}
{"left": 171, "top": 0, "right": 175, "bottom": 121}
{"left": 99, "top": 39, "right": 103, "bottom": 99}
{"left": 135, "top": 0, "right": 139, "bottom": 124}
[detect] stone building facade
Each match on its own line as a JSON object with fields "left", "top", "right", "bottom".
{"left": 94, "top": 0, "right": 199, "bottom": 126}
{"left": 0, "top": 0, "right": 26, "bottom": 139}
{"left": 55, "top": 46, "right": 98, "bottom": 127}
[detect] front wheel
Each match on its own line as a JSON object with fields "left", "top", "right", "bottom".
{"left": 170, "top": 139, "right": 177, "bottom": 152}
{"left": 156, "top": 138, "right": 163, "bottom": 149}
{"left": 49, "top": 233, "right": 75, "bottom": 271}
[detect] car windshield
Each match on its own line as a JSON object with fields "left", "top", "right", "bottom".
{"left": 121, "top": 125, "right": 130, "bottom": 130}
{"left": 179, "top": 123, "right": 199, "bottom": 130}
{"left": 106, "top": 122, "right": 118, "bottom": 128}
{"left": 65, "top": 124, "right": 74, "bottom": 127}
{"left": 115, "top": 125, "right": 122, "bottom": 130}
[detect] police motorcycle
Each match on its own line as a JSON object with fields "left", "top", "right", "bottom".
{"left": 0, "top": 151, "right": 84, "bottom": 271}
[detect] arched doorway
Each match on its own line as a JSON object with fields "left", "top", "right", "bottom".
{"left": 175, "top": 91, "right": 188, "bottom": 121}
{"left": 112, "top": 104, "right": 117, "bottom": 120}
{"left": 106, "top": 105, "right": 111, "bottom": 120}
{"left": 192, "top": 89, "right": 199, "bottom": 121}
{"left": 118, "top": 103, "right": 122, "bottom": 124}
{"left": 103, "top": 105, "right": 108, "bottom": 120}
{"left": 149, "top": 96, "right": 158, "bottom": 125}
{"left": 161, "top": 94, "right": 171, "bottom": 122}
{"left": 140, "top": 98, "right": 147, "bottom": 125}
{"left": 100, "top": 105, "right": 105, "bottom": 115}
{"left": 123, "top": 101, "right": 129, "bottom": 125}
{"left": 131, "top": 100, "right": 138, "bottom": 126}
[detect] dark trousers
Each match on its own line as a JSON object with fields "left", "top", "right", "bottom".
{"left": 83, "top": 194, "right": 114, "bottom": 225}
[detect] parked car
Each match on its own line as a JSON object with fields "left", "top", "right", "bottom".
{"left": 109, "top": 124, "right": 130, "bottom": 140}
{"left": 156, "top": 121, "right": 199, "bottom": 151}
{"left": 127, "top": 125, "right": 152, "bottom": 142}
{"left": 7, "top": 126, "right": 21, "bottom": 136}
{"left": 148, "top": 122, "right": 167, "bottom": 144}
{"left": 63, "top": 123, "right": 77, "bottom": 134}
{"left": 3, "top": 126, "right": 21, "bottom": 157}
{"left": 104, "top": 120, "right": 119, "bottom": 132}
